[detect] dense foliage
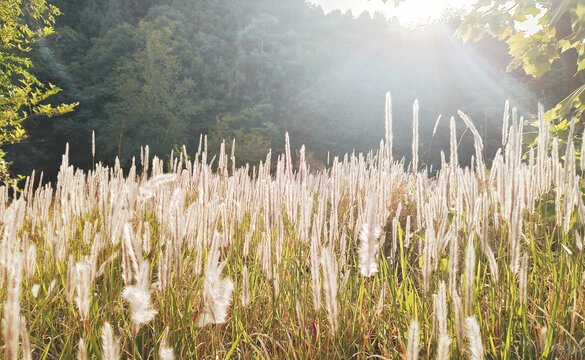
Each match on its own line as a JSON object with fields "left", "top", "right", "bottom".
{"left": 4, "top": 0, "right": 568, "bottom": 181}
{"left": 0, "top": 0, "right": 76, "bottom": 183}
{"left": 457, "top": 0, "right": 585, "bottom": 140}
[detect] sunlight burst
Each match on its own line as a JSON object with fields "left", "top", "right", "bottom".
{"left": 309, "top": 0, "right": 474, "bottom": 25}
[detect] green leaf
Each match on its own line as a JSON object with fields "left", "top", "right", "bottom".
{"left": 578, "top": 58, "right": 585, "bottom": 72}
{"left": 523, "top": 131, "right": 539, "bottom": 147}
{"left": 439, "top": 258, "right": 448, "bottom": 272}
{"left": 405, "top": 291, "right": 414, "bottom": 311}
{"left": 524, "top": 59, "right": 552, "bottom": 77}
{"left": 557, "top": 84, "right": 585, "bottom": 117}
{"left": 524, "top": 6, "right": 542, "bottom": 17}
{"left": 574, "top": 3, "right": 585, "bottom": 22}
{"left": 559, "top": 39, "right": 573, "bottom": 53}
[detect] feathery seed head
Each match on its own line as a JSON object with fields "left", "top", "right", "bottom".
{"left": 464, "top": 316, "right": 484, "bottom": 360}
{"left": 101, "top": 322, "right": 120, "bottom": 360}
{"left": 406, "top": 320, "right": 420, "bottom": 360}
{"left": 359, "top": 193, "right": 381, "bottom": 277}
{"left": 75, "top": 260, "right": 91, "bottom": 324}
{"left": 159, "top": 327, "right": 175, "bottom": 360}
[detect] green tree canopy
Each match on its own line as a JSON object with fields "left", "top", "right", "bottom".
{"left": 9, "top": 0, "right": 549, "bottom": 178}
{"left": 455, "top": 0, "right": 585, "bottom": 125}
{"left": 0, "top": 0, "right": 76, "bottom": 183}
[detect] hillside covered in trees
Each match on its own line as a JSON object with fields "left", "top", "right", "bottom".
{"left": 6, "top": 0, "right": 565, "bottom": 180}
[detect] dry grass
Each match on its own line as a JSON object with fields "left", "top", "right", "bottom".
{"left": 0, "top": 98, "right": 584, "bottom": 359}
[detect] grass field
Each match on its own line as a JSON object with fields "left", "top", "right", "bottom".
{"left": 1, "top": 97, "right": 584, "bottom": 359}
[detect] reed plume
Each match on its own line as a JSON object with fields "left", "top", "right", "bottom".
{"left": 321, "top": 246, "right": 339, "bottom": 335}
{"left": 242, "top": 265, "right": 250, "bottom": 307}
{"left": 21, "top": 316, "right": 32, "bottom": 360}
{"left": 452, "top": 292, "right": 464, "bottom": 347}
{"left": 359, "top": 193, "right": 381, "bottom": 277}
{"left": 77, "top": 338, "right": 88, "bottom": 360}
{"left": 101, "top": 322, "right": 120, "bottom": 360}
{"left": 385, "top": 91, "right": 393, "bottom": 160}
{"left": 464, "top": 239, "right": 475, "bottom": 314}
{"left": 412, "top": 100, "right": 419, "bottom": 172}
{"left": 406, "top": 320, "right": 419, "bottom": 360}
{"left": 196, "top": 234, "right": 234, "bottom": 327}
{"left": 3, "top": 254, "right": 23, "bottom": 360}
{"left": 122, "top": 259, "right": 157, "bottom": 335}
{"left": 311, "top": 225, "right": 321, "bottom": 309}
{"left": 436, "top": 334, "right": 451, "bottom": 360}
{"left": 434, "top": 281, "right": 448, "bottom": 339}
{"left": 451, "top": 115, "right": 461, "bottom": 171}
{"left": 75, "top": 260, "right": 91, "bottom": 326}
{"left": 159, "top": 327, "right": 175, "bottom": 360}
{"left": 464, "top": 316, "right": 484, "bottom": 360}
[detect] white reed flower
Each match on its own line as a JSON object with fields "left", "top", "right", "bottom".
{"left": 434, "top": 281, "right": 448, "bottom": 339}
{"left": 458, "top": 110, "right": 485, "bottom": 180}
{"left": 502, "top": 100, "right": 509, "bottom": 147}
{"left": 321, "top": 246, "right": 339, "bottom": 335}
{"left": 24, "top": 244, "right": 36, "bottom": 281}
{"left": 450, "top": 116, "right": 459, "bottom": 170}
{"left": 464, "top": 316, "right": 484, "bottom": 360}
{"left": 576, "top": 232, "right": 583, "bottom": 251}
{"left": 241, "top": 265, "right": 250, "bottom": 307}
{"left": 359, "top": 193, "right": 381, "bottom": 277}
{"left": 436, "top": 334, "right": 451, "bottom": 360}
{"left": 101, "top": 322, "right": 120, "bottom": 360}
{"left": 539, "top": 326, "right": 547, "bottom": 352}
{"left": 75, "top": 260, "right": 91, "bottom": 325}
{"left": 452, "top": 292, "right": 464, "bottom": 347}
{"left": 77, "top": 338, "right": 88, "bottom": 360}
{"left": 21, "top": 316, "right": 32, "bottom": 360}
{"left": 122, "top": 285, "right": 157, "bottom": 329}
{"left": 138, "top": 174, "right": 177, "bottom": 201}
{"left": 196, "top": 236, "right": 234, "bottom": 327}
{"left": 509, "top": 204, "right": 522, "bottom": 274}
{"left": 122, "top": 223, "right": 139, "bottom": 286}
{"left": 46, "top": 279, "right": 56, "bottom": 298}
{"left": 422, "top": 228, "right": 434, "bottom": 293}
{"left": 3, "top": 254, "right": 23, "bottom": 360}
{"left": 432, "top": 114, "right": 442, "bottom": 137}
{"left": 159, "top": 327, "right": 175, "bottom": 360}
{"left": 464, "top": 240, "right": 475, "bottom": 314}
{"left": 122, "top": 260, "right": 157, "bottom": 335}
{"left": 31, "top": 284, "right": 40, "bottom": 298}
{"left": 482, "top": 242, "right": 498, "bottom": 284}
{"left": 272, "top": 268, "right": 280, "bottom": 298}
{"left": 412, "top": 100, "right": 419, "bottom": 172}
{"left": 406, "top": 320, "right": 419, "bottom": 360}
{"left": 449, "top": 235, "right": 458, "bottom": 297}
{"left": 311, "top": 227, "right": 321, "bottom": 309}
{"left": 385, "top": 91, "right": 393, "bottom": 160}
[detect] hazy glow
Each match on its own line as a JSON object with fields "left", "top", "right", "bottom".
{"left": 308, "top": 0, "right": 475, "bottom": 25}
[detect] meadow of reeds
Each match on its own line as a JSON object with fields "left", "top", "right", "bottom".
{"left": 1, "top": 94, "right": 584, "bottom": 359}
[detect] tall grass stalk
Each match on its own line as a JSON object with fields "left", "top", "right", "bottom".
{"left": 3, "top": 254, "right": 23, "bottom": 360}
{"left": 2, "top": 99, "right": 584, "bottom": 358}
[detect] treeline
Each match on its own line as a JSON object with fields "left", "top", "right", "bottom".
{"left": 6, "top": 0, "right": 563, "bottom": 180}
